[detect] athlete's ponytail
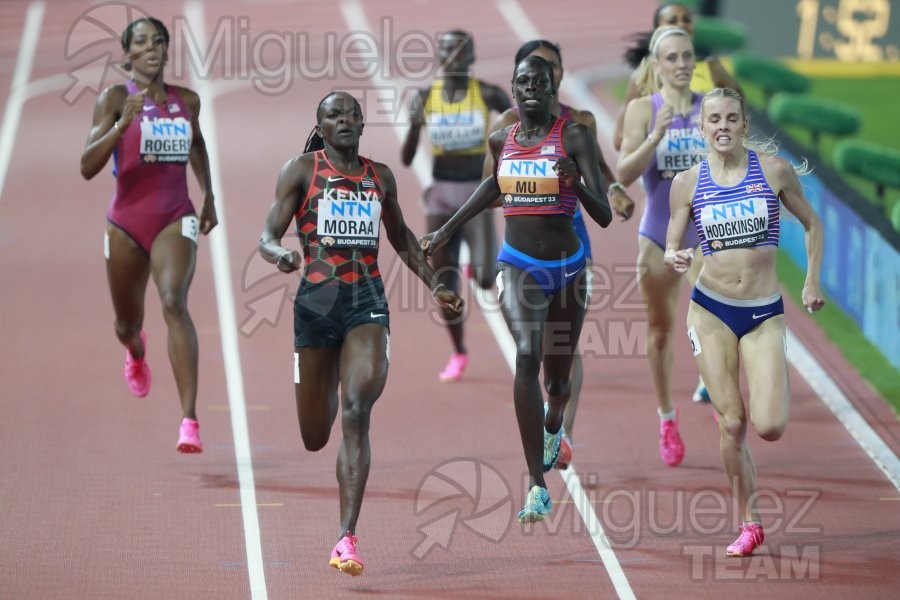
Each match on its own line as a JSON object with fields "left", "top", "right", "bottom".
{"left": 623, "top": 32, "right": 652, "bottom": 70}
{"left": 303, "top": 127, "right": 324, "bottom": 153}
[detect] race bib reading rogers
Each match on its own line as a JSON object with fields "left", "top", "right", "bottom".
{"left": 139, "top": 117, "right": 192, "bottom": 164}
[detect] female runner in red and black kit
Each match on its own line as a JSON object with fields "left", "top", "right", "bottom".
{"left": 258, "top": 92, "right": 462, "bottom": 576}
{"left": 80, "top": 17, "right": 217, "bottom": 453}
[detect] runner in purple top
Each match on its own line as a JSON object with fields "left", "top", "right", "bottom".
{"left": 617, "top": 26, "right": 707, "bottom": 468}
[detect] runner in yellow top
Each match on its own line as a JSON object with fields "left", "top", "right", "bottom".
{"left": 402, "top": 30, "right": 511, "bottom": 382}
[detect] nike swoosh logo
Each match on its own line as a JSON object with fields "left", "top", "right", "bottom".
{"left": 143, "top": 105, "right": 156, "bottom": 111}
{"left": 752, "top": 312, "right": 774, "bottom": 320}
{"left": 370, "top": 312, "right": 387, "bottom": 318}
{"left": 564, "top": 270, "right": 579, "bottom": 278}
{"left": 703, "top": 190, "right": 722, "bottom": 201}
{"left": 502, "top": 152, "right": 519, "bottom": 160}
{"left": 327, "top": 175, "right": 343, "bottom": 182}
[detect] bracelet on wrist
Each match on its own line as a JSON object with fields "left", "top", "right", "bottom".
{"left": 608, "top": 182, "right": 626, "bottom": 195}
{"left": 113, "top": 120, "right": 123, "bottom": 136}
{"left": 431, "top": 282, "right": 446, "bottom": 296}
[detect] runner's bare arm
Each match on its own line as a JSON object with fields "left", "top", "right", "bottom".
{"left": 182, "top": 88, "right": 217, "bottom": 234}
{"left": 664, "top": 167, "right": 699, "bottom": 273}
{"left": 80, "top": 85, "right": 138, "bottom": 179}
{"left": 259, "top": 155, "right": 310, "bottom": 273}
{"left": 400, "top": 88, "right": 427, "bottom": 167}
{"left": 376, "top": 163, "right": 463, "bottom": 313}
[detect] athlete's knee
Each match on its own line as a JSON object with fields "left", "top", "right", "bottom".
{"left": 544, "top": 376, "right": 571, "bottom": 400}
{"left": 114, "top": 319, "right": 141, "bottom": 340}
{"left": 757, "top": 424, "right": 785, "bottom": 442}
{"left": 754, "top": 414, "right": 788, "bottom": 442}
{"left": 341, "top": 399, "right": 373, "bottom": 434}
{"left": 647, "top": 321, "right": 674, "bottom": 351}
{"left": 300, "top": 425, "right": 330, "bottom": 452}
{"left": 718, "top": 413, "right": 748, "bottom": 445}
{"left": 515, "top": 348, "right": 541, "bottom": 379}
{"left": 159, "top": 290, "right": 189, "bottom": 320}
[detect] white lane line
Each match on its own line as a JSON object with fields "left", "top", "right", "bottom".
{"left": 498, "top": 0, "right": 900, "bottom": 493}
{"left": 787, "top": 331, "right": 900, "bottom": 490}
{"left": 496, "top": 1, "right": 636, "bottom": 597}
{"left": 0, "top": 0, "right": 44, "bottom": 205}
{"left": 184, "top": 3, "right": 268, "bottom": 598}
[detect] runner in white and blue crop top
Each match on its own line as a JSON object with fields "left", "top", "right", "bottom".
{"left": 664, "top": 87, "right": 825, "bottom": 558}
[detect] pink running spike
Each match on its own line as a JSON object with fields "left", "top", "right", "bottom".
{"left": 439, "top": 352, "right": 468, "bottom": 382}
{"left": 329, "top": 531, "right": 363, "bottom": 576}
{"left": 124, "top": 331, "right": 151, "bottom": 397}
{"left": 726, "top": 522, "right": 765, "bottom": 557}
{"left": 659, "top": 410, "right": 685, "bottom": 467}
{"left": 176, "top": 418, "right": 203, "bottom": 454}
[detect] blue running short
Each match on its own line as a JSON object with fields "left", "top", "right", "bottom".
{"left": 496, "top": 241, "right": 586, "bottom": 296}
{"left": 691, "top": 280, "right": 783, "bottom": 339}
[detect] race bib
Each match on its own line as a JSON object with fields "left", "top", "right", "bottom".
{"left": 700, "top": 197, "right": 769, "bottom": 251}
{"left": 687, "top": 325, "right": 702, "bottom": 356}
{"left": 181, "top": 215, "right": 200, "bottom": 244}
{"left": 656, "top": 127, "right": 705, "bottom": 177}
{"left": 497, "top": 157, "right": 560, "bottom": 209}
{"left": 139, "top": 117, "right": 192, "bottom": 164}
{"left": 428, "top": 110, "right": 485, "bottom": 152}
{"left": 316, "top": 192, "right": 381, "bottom": 249}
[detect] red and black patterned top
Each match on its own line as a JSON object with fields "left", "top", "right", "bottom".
{"left": 295, "top": 150, "right": 385, "bottom": 284}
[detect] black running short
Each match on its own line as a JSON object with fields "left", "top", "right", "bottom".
{"left": 293, "top": 278, "right": 390, "bottom": 348}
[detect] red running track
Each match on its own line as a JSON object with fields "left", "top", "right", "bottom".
{"left": 0, "top": 1, "right": 898, "bottom": 599}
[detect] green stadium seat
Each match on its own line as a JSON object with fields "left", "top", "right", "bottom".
{"left": 693, "top": 17, "right": 747, "bottom": 55}
{"left": 769, "top": 93, "right": 862, "bottom": 151}
{"left": 733, "top": 53, "right": 811, "bottom": 102}
{"left": 834, "top": 139, "right": 900, "bottom": 202}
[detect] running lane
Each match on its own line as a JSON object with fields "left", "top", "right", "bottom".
{"left": 1, "top": 2, "right": 252, "bottom": 598}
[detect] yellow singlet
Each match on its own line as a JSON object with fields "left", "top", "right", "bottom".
{"left": 691, "top": 60, "right": 714, "bottom": 93}
{"left": 423, "top": 78, "right": 489, "bottom": 157}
